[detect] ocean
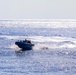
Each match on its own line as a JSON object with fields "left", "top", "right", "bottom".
{"left": 0, "top": 19, "right": 76, "bottom": 75}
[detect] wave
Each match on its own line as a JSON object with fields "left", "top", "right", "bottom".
{"left": 3, "top": 35, "right": 76, "bottom": 50}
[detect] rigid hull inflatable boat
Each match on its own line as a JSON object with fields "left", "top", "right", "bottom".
{"left": 15, "top": 39, "right": 34, "bottom": 50}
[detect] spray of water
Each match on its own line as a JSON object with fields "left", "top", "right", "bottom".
{"left": 7, "top": 36, "right": 76, "bottom": 51}
{"left": 10, "top": 44, "right": 21, "bottom": 51}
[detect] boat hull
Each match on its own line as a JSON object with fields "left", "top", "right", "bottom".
{"left": 15, "top": 41, "right": 34, "bottom": 50}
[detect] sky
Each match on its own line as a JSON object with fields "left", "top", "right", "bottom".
{"left": 0, "top": 0, "right": 76, "bottom": 19}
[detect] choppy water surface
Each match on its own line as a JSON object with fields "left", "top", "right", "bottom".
{"left": 0, "top": 20, "right": 76, "bottom": 75}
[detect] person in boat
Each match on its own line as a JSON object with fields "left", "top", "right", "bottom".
{"left": 25, "top": 39, "right": 31, "bottom": 44}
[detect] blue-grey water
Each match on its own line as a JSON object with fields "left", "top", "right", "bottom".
{"left": 0, "top": 20, "right": 76, "bottom": 75}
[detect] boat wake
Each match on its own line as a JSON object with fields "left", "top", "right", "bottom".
{"left": 6, "top": 35, "right": 76, "bottom": 51}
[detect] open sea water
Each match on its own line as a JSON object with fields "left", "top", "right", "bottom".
{"left": 0, "top": 19, "right": 76, "bottom": 75}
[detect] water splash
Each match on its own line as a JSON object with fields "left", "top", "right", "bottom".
{"left": 9, "top": 44, "right": 21, "bottom": 51}
{"left": 6, "top": 35, "right": 76, "bottom": 50}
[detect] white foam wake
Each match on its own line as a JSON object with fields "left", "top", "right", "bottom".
{"left": 4, "top": 35, "right": 76, "bottom": 50}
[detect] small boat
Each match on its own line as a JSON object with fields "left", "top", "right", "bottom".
{"left": 15, "top": 39, "right": 34, "bottom": 50}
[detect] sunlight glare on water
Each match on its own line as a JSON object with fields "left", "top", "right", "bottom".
{"left": 0, "top": 19, "right": 76, "bottom": 75}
